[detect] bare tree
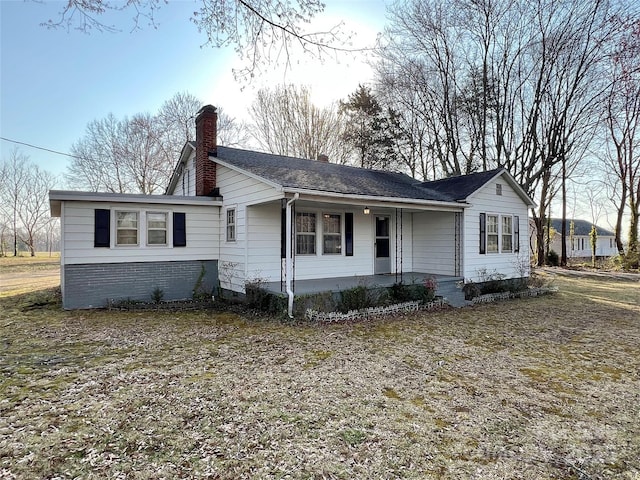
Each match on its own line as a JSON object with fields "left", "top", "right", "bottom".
{"left": 376, "top": 0, "right": 627, "bottom": 266}
{"left": 67, "top": 92, "right": 248, "bottom": 193}
{"left": 250, "top": 84, "right": 351, "bottom": 164}
{"left": 217, "top": 108, "right": 251, "bottom": 147}
{"left": 39, "top": 0, "right": 353, "bottom": 80}
{"left": 601, "top": 15, "right": 640, "bottom": 266}
{"left": 0, "top": 148, "right": 58, "bottom": 256}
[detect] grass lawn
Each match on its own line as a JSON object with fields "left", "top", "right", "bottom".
{"left": 0, "top": 253, "right": 60, "bottom": 273}
{"left": 0, "top": 271, "right": 638, "bottom": 479}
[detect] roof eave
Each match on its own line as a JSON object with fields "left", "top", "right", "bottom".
{"left": 164, "top": 142, "right": 195, "bottom": 195}
{"left": 48, "top": 190, "right": 222, "bottom": 217}
{"left": 284, "top": 187, "right": 470, "bottom": 210}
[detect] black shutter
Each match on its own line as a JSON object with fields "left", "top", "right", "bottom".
{"left": 173, "top": 212, "right": 186, "bottom": 247}
{"left": 514, "top": 215, "right": 520, "bottom": 253}
{"left": 281, "top": 200, "right": 287, "bottom": 258}
{"left": 94, "top": 209, "right": 110, "bottom": 247}
{"left": 345, "top": 212, "right": 354, "bottom": 256}
{"left": 479, "top": 213, "right": 486, "bottom": 254}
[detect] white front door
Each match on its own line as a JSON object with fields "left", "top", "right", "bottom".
{"left": 374, "top": 215, "right": 391, "bottom": 274}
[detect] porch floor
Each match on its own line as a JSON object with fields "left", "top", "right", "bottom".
{"left": 264, "top": 272, "right": 463, "bottom": 296}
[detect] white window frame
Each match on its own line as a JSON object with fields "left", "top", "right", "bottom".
{"left": 115, "top": 210, "right": 139, "bottom": 246}
{"left": 501, "top": 216, "right": 513, "bottom": 253}
{"left": 296, "top": 211, "right": 317, "bottom": 255}
{"left": 226, "top": 207, "right": 236, "bottom": 242}
{"left": 322, "top": 213, "right": 342, "bottom": 255}
{"left": 496, "top": 183, "right": 503, "bottom": 196}
{"left": 486, "top": 214, "right": 499, "bottom": 253}
{"left": 146, "top": 211, "right": 168, "bottom": 246}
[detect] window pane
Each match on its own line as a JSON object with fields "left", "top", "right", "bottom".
{"left": 487, "top": 235, "right": 499, "bottom": 253}
{"left": 117, "top": 211, "right": 138, "bottom": 229}
{"left": 323, "top": 235, "right": 341, "bottom": 254}
{"left": 117, "top": 229, "right": 138, "bottom": 245}
{"left": 227, "top": 225, "right": 235, "bottom": 241}
{"left": 502, "top": 235, "right": 512, "bottom": 252}
{"left": 502, "top": 216, "right": 512, "bottom": 234}
{"left": 296, "top": 234, "right": 316, "bottom": 255}
{"left": 323, "top": 214, "right": 340, "bottom": 234}
{"left": 376, "top": 217, "right": 389, "bottom": 237}
{"left": 148, "top": 230, "right": 166, "bottom": 245}
{"left": 296, "top": 212, "right": 316, "bottom": 233}
{"left": 147, "top": 212, "right": 167, "bottom": 229}
{"left": 487, "top": 215, "right": 498, "bottom": 234}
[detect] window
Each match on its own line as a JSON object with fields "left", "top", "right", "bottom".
{"left": 116, "top": 211, "right": 138, "bottom": 245}
{"left": 487, "top": 215, "right": 499, "bottom": 253}
{"left": 496, "top": 183, "right": 503, "bottom": 196}
{"left": 147, "top": 212, "right": 167, "bottom": 245}
{"left": 323, "top": 213, "right": 341, "bottom": 254}
{"left": 226, "top": 208, "right": 236, "bottom": 242}
{"left": 502, "top": 216, "right": 513, "bottom": 252}
{"left": 296, "top": 212, "right": 316, "bottom": 255}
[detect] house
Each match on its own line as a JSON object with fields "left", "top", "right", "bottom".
{"left": 50, "top": 105, "right": 535, "bottom": 314}
{"left": 535, "top": 218, "right": 618, "bottom": 258}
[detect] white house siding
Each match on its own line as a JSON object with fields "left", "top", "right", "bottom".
{"left": 216, "top": 165, "right": 284, "bottom": 292}
{"left": 58, "top": 199, "right": 219, "bottom": 309}
{"left": 412, "top": 211, "right": 456, "bottom": 275}
{"left": 550, "top": 235, "right": 618, "bottom": 258}
{"left": 462, "top": 176, "right": 530, "bottom": 281}
{"left": 172, "top": 154, "right": 196, "bottom": 196}
{"left": 60, "top": 200, "right": 219, "bottom": 265}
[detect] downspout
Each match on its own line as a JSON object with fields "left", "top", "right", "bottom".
{"left": 285, "top": 193, "right": 299, "bottom": 318}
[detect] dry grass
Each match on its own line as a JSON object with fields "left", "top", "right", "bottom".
{"left": 1, "top": 271, "right": 639, "bottom": 479}
{"left": 0, "top": 253, "right": 60, "bottom": 272}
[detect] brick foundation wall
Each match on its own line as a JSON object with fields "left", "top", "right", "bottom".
{"left": 62, "top": 260, "right": 218, "bottom": 309}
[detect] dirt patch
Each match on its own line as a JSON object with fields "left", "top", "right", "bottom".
{"left": 0, "top": 268, "right": 60, "bottom": 296}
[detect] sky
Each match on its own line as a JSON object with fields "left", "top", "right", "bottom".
{"left": 0, "top": 0, "right": 386, "bottom": 180}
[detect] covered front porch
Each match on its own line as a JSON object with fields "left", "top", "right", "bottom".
{"left": 264, "top": 272, "right": 466, "bottom": 306}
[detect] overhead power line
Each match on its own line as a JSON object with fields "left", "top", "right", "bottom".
{"left": 0, "top": 136, "right": 81, "bottom": 159}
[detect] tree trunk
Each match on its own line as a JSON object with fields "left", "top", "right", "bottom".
{"left": 560, "top": 157, "right": 567, "bottom": 266}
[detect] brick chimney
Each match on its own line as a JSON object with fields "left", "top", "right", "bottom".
{"left": 195, "top": 105, "right": 217, "bottom": 196}
{"left": 317, "top": 154, "right": 329, "bottom": 163}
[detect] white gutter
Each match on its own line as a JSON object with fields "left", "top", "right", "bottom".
{"left": 285, "top": 193, "right": 299, "bottom": 318}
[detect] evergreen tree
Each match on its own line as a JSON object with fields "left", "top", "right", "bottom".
{"left": 339, "top": 85, "right": 402, "bottom": 170}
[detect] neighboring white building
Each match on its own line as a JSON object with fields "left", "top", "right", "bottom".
{"left": 529, "top": 218, "right": 618, "bottom": 259}
{"left": 50, "top": 105, "right": 535, "bottom": 312}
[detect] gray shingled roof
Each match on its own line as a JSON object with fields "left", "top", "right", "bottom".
{"left": 214, "top": 146, "right": 499, "bottom": 203}
{"left": 550, "top": 218, "right": 615, "bottom": 236}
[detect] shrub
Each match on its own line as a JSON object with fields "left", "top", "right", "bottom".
{"left": 151, "top": 287, "right": 164, "bottom": 304}
{"left": 339, "top": 286, "right": 372, "bottom": 312}
{"left": 461, "top": 281, "right": 481, "bottom": 300}
{"left": 546, "top": 249, "right": 559, "bottom": 266}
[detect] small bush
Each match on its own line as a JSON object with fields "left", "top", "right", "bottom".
{"left": 461, "top": 281, "right": 481, "bottom": 300}
{"left": 151, "top": 287, "right": 164, "bottom": 304}
{"left": 339, "top": 286, "right": 372, "bottom": 312}
{"left": 294, "top": 292, "right": 337, "bottom": 317}
{"left": 546, "top": 249, "right": 559, "bottom": 266}
{"left": 390, "top": 277, "right": 437, "bottom": 304}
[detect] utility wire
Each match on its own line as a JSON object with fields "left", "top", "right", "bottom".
{"left": 0, "top": 136, "right": 82, "bottom": 159}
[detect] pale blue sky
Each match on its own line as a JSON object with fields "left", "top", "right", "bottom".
{"left": 1, "top": 0, "right": 386, "bottom": 181}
